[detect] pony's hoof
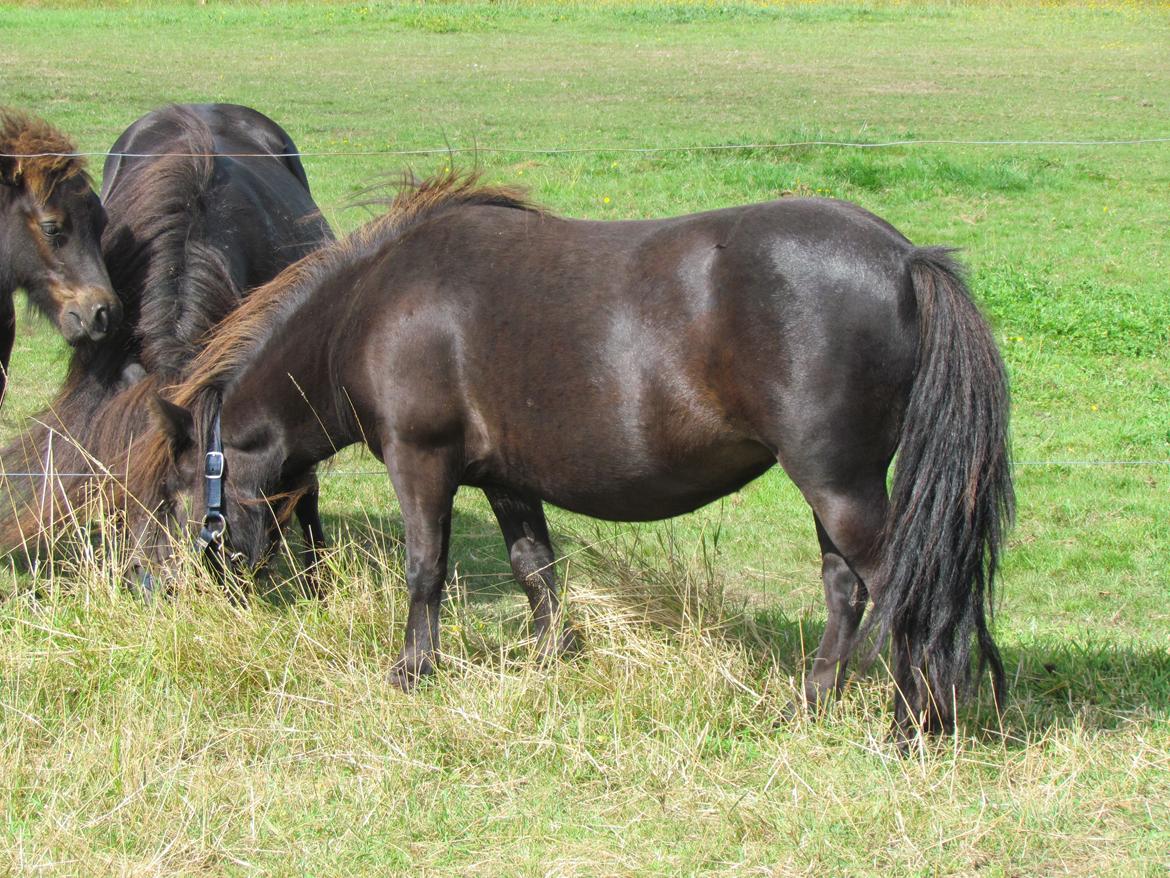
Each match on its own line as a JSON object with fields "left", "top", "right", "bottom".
{"left": 535, "top": 626, "right": 582, "bottom": 664}
{"left": 389, "top": 653, "right": 435, "bottom": 691}
{"left": 558, "top": 626, "right": 582, "bottom": 657}
{"left": 774, "top": 700, "right": 800, "bottom": 728}
{"left": 775, "top": 684, "right": 835, "bottom": 727}
{"left": 889, "top": 724, "right": 917, "bottom": 756}
{"left": 802, "top": 680, "right": 836, "bottom": 715}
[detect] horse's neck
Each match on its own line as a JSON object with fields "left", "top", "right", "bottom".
{"left": 229, "top": 327, "right": 356, "bottom": 467}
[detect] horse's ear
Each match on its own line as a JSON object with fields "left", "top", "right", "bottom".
{"left": 150, "top": 395, "right": 195, "bottom": 459}
{"left": 0, "top": 154, "right": 19, "bottom": 187}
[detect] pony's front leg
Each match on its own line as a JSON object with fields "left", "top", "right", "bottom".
{"left": 0, "top": 295, "right": 15, "bottom": 404}
{"left": 384, "top": 441, "right": 457, "bottom": 690}
{"left": 294, "top": 478, "right": 328, "bottom": 597}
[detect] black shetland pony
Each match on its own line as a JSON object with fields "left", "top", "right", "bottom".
{"left": 0, "top": 109, "right": 122, "bottom": 402}
{"left": 140, "top": 174, "right": 1013, "bottom": 741}
{"left": 0, "top": 105, "right": 333, "bottom": 560}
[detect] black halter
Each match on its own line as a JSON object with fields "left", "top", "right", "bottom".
{"left": 135, "top": 408, "right": 228, "bottom": 598}
{"left": 193, "top": 409, "right": 227, "bottom": 554}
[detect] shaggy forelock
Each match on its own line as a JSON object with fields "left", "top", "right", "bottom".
{"left": 0, "top": 108, "right": 90, "bottom": 202}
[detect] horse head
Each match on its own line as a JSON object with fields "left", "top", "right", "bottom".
{"left": 0, "top": 109, "right": 122, "bottom": 345}
{"left": 134, "top": 391, "right": 307, "bottom": 587}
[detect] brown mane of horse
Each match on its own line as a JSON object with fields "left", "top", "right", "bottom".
{"left": 101, "top": 117, "right": 232, "bottom": 376}
{"left": 0, "top": 109, "right": 89, "bottom": 200}
{"left": 125, "top": 171, "right": 539, "bottom": 510}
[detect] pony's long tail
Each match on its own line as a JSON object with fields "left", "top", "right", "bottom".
{"left": 872, "top": 247, "right": 1014, "bottom": 737}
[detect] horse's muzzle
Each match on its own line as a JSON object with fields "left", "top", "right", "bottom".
{"left": 61, "top": 287, "right": 123, "bottom": 343}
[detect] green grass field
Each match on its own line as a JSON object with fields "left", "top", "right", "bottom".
{"left": 2, "top": 2, "right": 1169, "bottom": 874}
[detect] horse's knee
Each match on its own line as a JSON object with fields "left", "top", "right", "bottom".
{"left": 811, "top": 485, "right": 886, "bottom": 587}
{"left": 404, "top": 557, "right": 445, "bottom": 600}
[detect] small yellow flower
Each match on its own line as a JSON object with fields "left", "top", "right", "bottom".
{"left": 603, "top": 196, "right": 611, "bottom": 204}
{"left": 1090, "top": 404, "right": 1099, "bottom": 411}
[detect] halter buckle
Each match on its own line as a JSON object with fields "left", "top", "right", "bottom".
{"left": 205, "top": 450, "right": 225, "bottom": 480}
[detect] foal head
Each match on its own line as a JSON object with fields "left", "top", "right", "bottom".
{"left": 0, "top": 109, "right": 122, "bottom": 344}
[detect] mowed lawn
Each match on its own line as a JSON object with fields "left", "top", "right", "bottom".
{"left": 1, "top": 2, "right": 1168, "bottom": 875}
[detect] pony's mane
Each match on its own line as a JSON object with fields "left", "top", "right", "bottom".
{"left": 0, "top": 371, "right": 163, "bottom": 549}
{"left": 184, "top": 170, "right": 538, "bottom": 401}
{"left": 100, "top": 105, "right": 238, "bottom": 376}
{"left": 0, "top": 108, "right": 89, "bottom": 201}
{"left": 130, "top": 171, "right": 540, "bottom": 499}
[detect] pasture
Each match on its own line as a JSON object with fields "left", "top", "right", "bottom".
{"left": 2, "top": 2, "right": 1168, "bottom": 875}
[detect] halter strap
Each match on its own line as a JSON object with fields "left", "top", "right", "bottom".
{"left": 194, "top": 409, "right": 227, "bottom": 554}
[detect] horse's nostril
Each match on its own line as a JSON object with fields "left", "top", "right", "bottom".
{"left": 92, "top": 305, "right": 109, "bottom": 335}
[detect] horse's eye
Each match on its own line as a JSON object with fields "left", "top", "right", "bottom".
{"left": 39, "top": 220, "right": 62, "bottom": 239}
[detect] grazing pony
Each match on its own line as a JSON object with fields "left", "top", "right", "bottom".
{"left": 0, "top": 108, "right": 121, "bottom": 402}
{"left": 0, "top": 105, "right": 333, "bottom": 563}
{"left": 137, "top": 173, "right": 1013, "bottom": 740}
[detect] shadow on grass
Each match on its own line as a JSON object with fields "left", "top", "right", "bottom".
{"left": 993, "top": 636, "right": 1170, "bottom": 733}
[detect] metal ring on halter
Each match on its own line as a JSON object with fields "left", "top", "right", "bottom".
{"left": 195, "top": 511, "right": 227, "bottom": 554}
{"left": 202, "top": 510, "right": 226, "bottom": 537}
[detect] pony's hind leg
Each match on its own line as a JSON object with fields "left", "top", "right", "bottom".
{"left": 801, "top": 482, "right": 888, "bottom": 709}
{"left": 484, "top": 487, "right": 577, "bottom": 659}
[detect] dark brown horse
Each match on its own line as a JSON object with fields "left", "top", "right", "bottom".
{"left": 0, "top": 109, "right": 122, "bottom": 402}
{"left": 139, "top": 174, "right": 1013, "bottom": 740}
{"left": 0, "top": 105, "right": 332, "bottom": 563}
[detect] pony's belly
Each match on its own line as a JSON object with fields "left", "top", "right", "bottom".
{"left": 545, "top": 461, "right": 775, "bottom": 521}
{"left": 473, "top": 441, "right": 776, "bottom": 523}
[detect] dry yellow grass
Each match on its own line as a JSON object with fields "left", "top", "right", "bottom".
{"left": 2, "top": 504, "right": 1167, "bottom": 875}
